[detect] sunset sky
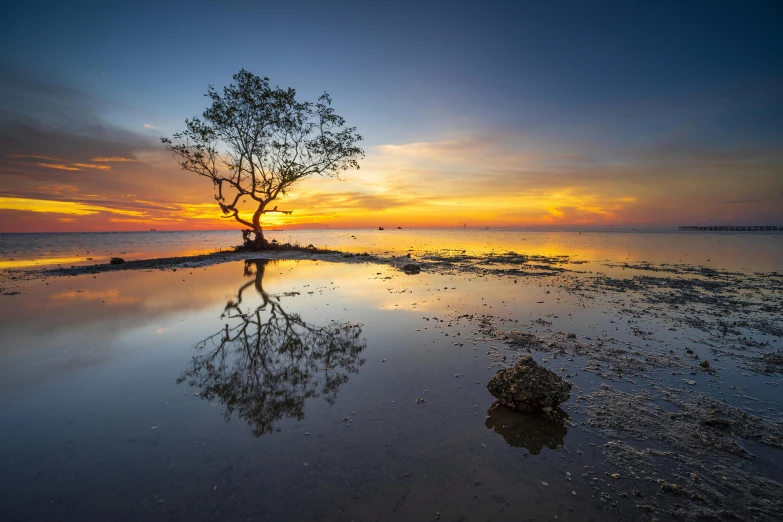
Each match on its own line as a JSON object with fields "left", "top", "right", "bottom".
{"left": 1, "top": 1, "right": 781, "bottom": 232}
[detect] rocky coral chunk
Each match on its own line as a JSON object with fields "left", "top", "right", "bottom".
{"left": 487, "top": 355, "right": 572, "bottom": 412}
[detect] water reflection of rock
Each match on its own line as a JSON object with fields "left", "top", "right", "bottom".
{"left": 177, "top": 260, "right": 366, "bottom": 436}
{"left": 484, "top": 402, "right": 569, "bottom": 455}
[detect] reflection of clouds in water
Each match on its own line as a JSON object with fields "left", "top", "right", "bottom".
{"left": 0, "top": 256, "right": 88, "bottom": 269}
{"left": 48, "top": 288, "right": 140, "bottom": 306}
{"left": 484, "top": 402, "right": 568, "bottom": 455}
{"left": 177, "top": 260, "right": 366, "bottom": 436}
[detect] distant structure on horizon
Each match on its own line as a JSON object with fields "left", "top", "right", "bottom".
{"left": 679, "top": 226, "right": 780, "bottom": 232}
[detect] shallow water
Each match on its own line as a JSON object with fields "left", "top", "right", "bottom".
{"left": 1, "top": 234, "right": 782, "bottom": 520}
{"left": 0, "top": 260, "right": 602, "bottom": 521}
{"left": 1, "top": 228, "right": 781, "bottom": 272}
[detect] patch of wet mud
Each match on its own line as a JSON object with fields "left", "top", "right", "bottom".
{"left": 389, "top": 249, "right": 579, "bottom": 278}
{"left": 465, "top": 314, "right": 686, "bottom": 382}
{"left": 584, "top": 383, "right": 783, "bottom": 521}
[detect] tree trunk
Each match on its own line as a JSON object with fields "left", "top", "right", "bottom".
{"left": 242, "top": 205, "right": 269, "bottom": 250}
{"left": 244, "top": 260, "right": 268, "bottom": 296}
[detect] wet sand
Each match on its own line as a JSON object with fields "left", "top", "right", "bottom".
{"left": 1, "top": 245, "right": 781, "bottom": 521}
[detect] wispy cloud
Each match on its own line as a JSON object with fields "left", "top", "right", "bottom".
{"left": 35, "top": 162, "right": 82, "bottom": 171}
{"left": 92, "top": 156, "right": 137, "bottom": 163}
{"left": 71, "top": 163, "right": 111, "bottom": 170}
{"left": 33, "top": 160, "right": 110, "bottom": 171}
{"left": 0, "top": 196, "right": 145, "bottom": 216}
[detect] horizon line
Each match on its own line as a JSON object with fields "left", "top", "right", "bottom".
{"left": 5, "top": 225, "right": 774, "bottom": 235}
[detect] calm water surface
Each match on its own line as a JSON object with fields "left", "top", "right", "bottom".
{"left": 1, "top": 259, "right": 615, "bottom": 521}
{"left": 1, "top": 231, "right": 781, "bottom": 521}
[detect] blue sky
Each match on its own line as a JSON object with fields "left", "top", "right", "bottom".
{"left": 1, "top": 0, "right": 781, "bottom": 230}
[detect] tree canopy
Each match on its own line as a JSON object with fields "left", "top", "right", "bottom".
{"left": 162, "top": 70, "right": 363, "bottom": 248}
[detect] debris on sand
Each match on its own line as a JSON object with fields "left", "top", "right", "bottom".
{"left": 487, "top": 355, "right": 572, "bottom": 412}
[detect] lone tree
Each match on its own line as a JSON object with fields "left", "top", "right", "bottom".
{"left": 162, "top": 70, "right": 363, "bottom": 249}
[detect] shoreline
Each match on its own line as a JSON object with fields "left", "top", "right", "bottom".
{"left": 0, "top": 246, "right": 582, "bottom": 289}
{"left": 2, "top": 243, "right": 780, "bottom": 283}
{"left": 0, "top": 248, "right": 354, "bottom": 282}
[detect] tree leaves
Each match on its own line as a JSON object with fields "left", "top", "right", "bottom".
{"left": 162, "top": 69, "right": 363, "bottom": 245}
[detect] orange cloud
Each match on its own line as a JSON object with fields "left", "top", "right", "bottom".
{"left": 36, "top": 162, "right": 82, "bottom": 171}
{"left": 0, "top": 196, "right": 145, "bottom": 216}
{"left": 71, "top": 163, "right": 111, "bottom": 170}
{"left": 33, "top": 161, "right": 111, "bottom": 171}
{"left": 92, "top": 156, "right": 137, "bottom": 163}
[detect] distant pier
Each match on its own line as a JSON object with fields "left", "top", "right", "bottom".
{"left": 679, "top": 225, "right": 780, "bottom": 232}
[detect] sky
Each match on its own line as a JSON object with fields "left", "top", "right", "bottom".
{"left": 1, "top": 0, "right": 781, "bottom": 232}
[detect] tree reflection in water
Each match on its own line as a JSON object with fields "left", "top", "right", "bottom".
{"left": 177, "top": 260, "right": 366, "bottom": 436}
{"left": 484, "top": 401, "right": 569, "bottom": 455}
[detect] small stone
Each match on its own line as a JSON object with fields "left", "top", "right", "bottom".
{"left": 402, "top": 263, "right": 421, "bottom": 274}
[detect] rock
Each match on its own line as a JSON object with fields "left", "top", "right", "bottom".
{"left": 487, "top": 356, "right": 572, "bottom": 412}
{"left": 402, "top": 263, "right": 421, "bottom": 274}
{"left": 700, "top": 360, "right": 710, "bottom": 368}
{"left": 110, "top": 257, "right": 125, "bottom": 265}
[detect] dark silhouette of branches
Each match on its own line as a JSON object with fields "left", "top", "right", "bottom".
{"left": 177, "top": 260, "right": 366, "bottom": 436}
{"left": 162, "top": 70, "right": 363, "bottom": 249}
